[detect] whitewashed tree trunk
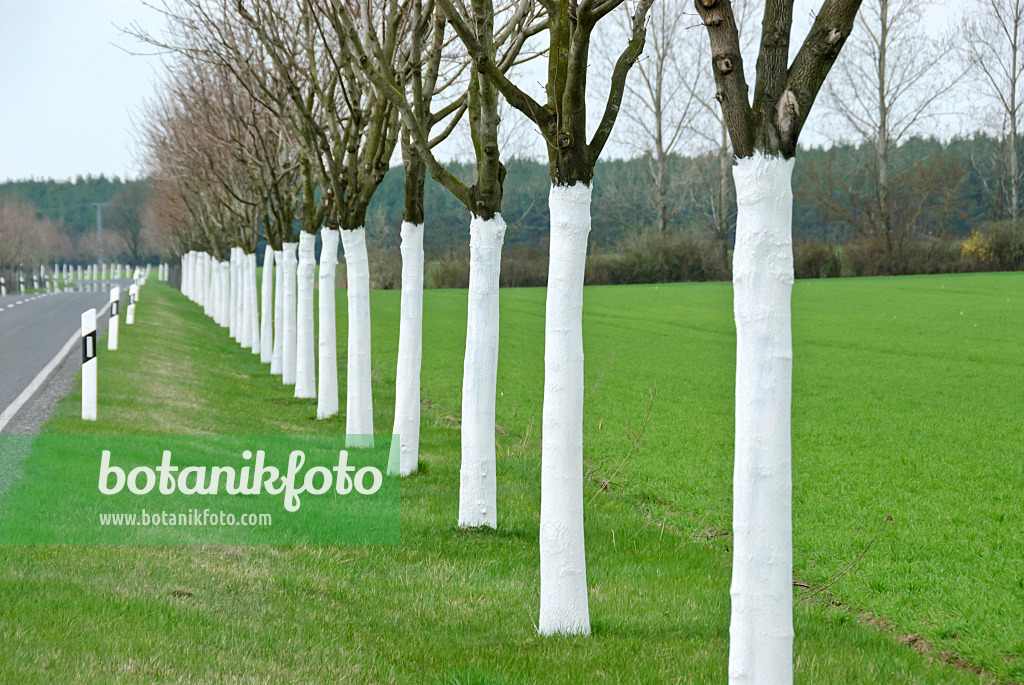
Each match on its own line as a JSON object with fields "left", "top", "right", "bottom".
{"left": 281, "top": 242, "right": 298, "bottom": 385}
{"left": 295, "top": 231, "right": 317, "bottom": 399}
{"left": 204, "top": 255, "right": 215, "bottom": 319}
{"left": 271, "top": 250, "right": 285, "bottom": 375}
{"left": 539, "top": 183, "right": 591, "bottom": 636}
{"left": 211, "top": 256, "right": 219, "bottom": 320}
{"left": 230, "top": 248, "right": 240, "bottom": 340}
{"left": 247, "top": 251, "right": 260, "bottom": 355}
{"left": 204, "top": 254, "right": 212, "bottom": 310}
{"left": 390, "top": 222, "right": 424, "bottom": 476}
{"left": 728, "top": 153, "right": 795, "bottom": 685}
{"left": 194, "top": 253, "right": 203, "bottom": 306}
{"left": 260, "top": 246, "right": 275, "bottom": 364}
{"left": 458, "top": 214, "right": 505, "bottom": 529}
{"left": 182, "top": 252, "right": 192, "bottom": 299}
{"left": 341, "top": 227, "right": 374, "bottom": 446}
{"left": 219, "top": 260, "right": 231, "bottom": 328}
{"left": 203, "top": 256, "right": 214, "bottom": 317}
{"left": 240, "top": 250, "right": 254, "bottom": 350}
{"left": 192, "top": 252, "right": 200, "bottom": 303}
{"left": 317, "top": 228, "right": 340, "bottom": 419}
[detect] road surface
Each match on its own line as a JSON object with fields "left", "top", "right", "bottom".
{"left": 0, "top": 283, "right": 128, "bottom": 434}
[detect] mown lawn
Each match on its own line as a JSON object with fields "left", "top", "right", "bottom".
{"left": 0, "top": 273, "right": 1018, "bottom": 683}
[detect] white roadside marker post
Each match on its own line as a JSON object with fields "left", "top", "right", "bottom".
{"left": 126, "top": 284, "right": 137, "bottom": 325}
{"left": 19, "top": 273, "right": 25, "bottom": 294}
{"left": 82, "top": 309, "right": 97, "bottom": 421}
{"left": 107, "top": 287, "right": 121, "bottom": 350}
{"left": 1, "top": 277, "right": 6, "bottom": 296}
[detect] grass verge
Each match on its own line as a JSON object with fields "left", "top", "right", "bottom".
{"left": 0, "top": 276, "right": 1013, "bottom": 683}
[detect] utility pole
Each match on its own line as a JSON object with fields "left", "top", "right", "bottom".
{"left": 90, "top": 202, "right": 107, "bottom": 261}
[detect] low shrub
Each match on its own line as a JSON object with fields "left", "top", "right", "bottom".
{"left": 962, "top": 221, "right": 1024, "bottom": 271}
{"left": 794, "top": 239, "right": 842, "bottom": 279}
{"left": 427, "top": 250, "right": 470, "bottom": 289}
{"left": 842, "top": 237, "right": 972, "bottom": 277}
{"left": 585, "top": 231, "right": 730, "bottom": 285}
{"left": 501, "top": 243, "right": 548, "bottom": 288}
{"left": 366, "top": 246, "right": 402, "bottom": 290}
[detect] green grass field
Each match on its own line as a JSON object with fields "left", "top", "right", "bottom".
{"left": 1, "top": 273, "right": 1020, "bottom": 683}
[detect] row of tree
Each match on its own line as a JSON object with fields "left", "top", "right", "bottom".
{"left": 133, "top": 0, "right": 661, "bottom": 643}
{"left": 127, "top": 0, "right": 1023, "bottom": 682}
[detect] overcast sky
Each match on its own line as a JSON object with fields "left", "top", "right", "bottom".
{"left": 0, "top": 0, "right": 963, "bottom": 183}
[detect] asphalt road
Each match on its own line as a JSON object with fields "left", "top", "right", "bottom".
{"left": 0, "top": 282, "right": 129, "bottom": 434}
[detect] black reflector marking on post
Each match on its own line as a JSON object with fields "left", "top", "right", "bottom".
{"left": 82, "top": 331, "right": 97, "bottom": 364}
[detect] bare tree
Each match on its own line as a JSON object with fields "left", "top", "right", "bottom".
{"left": 437, "top": 0, "right": 656, "bottom": 636}
{"left": 824, "top": 0, "right": 963, "bottom": 259}
{"left": 0, "top": 200, "right": 66, "bottom": 272}
{"left": 213, "top": 0, "right": 402, "bottom": 424}
{"left": 693, "top": 0, "right": 864, "bottom": 680}
{"left": 962, "top": 0, "right": 1024, "bottom": 221}
{"left": 315, "top": 0, "right": 470, "bottom": 478}
{"left": 105, "top": 183, "right": 151, "bottom": 265}
{"left": 597, "top": 1, "right": 705, "bottom": 234}
{"left": 686, "top": 0, "right": 761, "bottom": 260}
{"left": 331, "top": 0, "right": 543, "bottom": 519}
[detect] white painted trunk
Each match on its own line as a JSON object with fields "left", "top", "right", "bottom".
{"left": 281, "top": 242, "right": 298, "bottom": 385}
{"left": 240, "top": 250, "right": 254, "bottom": 350}
{"left": 457, "top": 214, "right": 505, "bottom": 529}
{"left": 202, "top": 253, "right": 211, "bottom": 312}
{"left": 295, "top": 231, "right": 317, "bottom": 399}
{"left": 210, "top": 259, "right": 219, "bottom": 323}
{"left": 230, "top": 248, "right": 241, "bottom": 341}
{"left": 209, "top": 260, "right": 219, "bottom": 322}
{"left": 248, "top": 252, "right": 260, "bottom": 355}
{"left": 317, "top": 228, "right": 340, "bottom": 419}
{"left": 247, "top": 253, "right": 260, "bottom": 356}
{"left": 230, "top": 250, "right": 238, "bottom": 333}
{"left": 182, "top": 253, "right": 192, "bottom": 299}
{"left": 203, "top": 256, "right": 213, "bottom": 316}
{"left": 260, "top": 246, "right": 275, "bottom": 364}
{"left": 219, "top": 260, "right": 231, "bottom": 328}
{"left": 390, "top": 222, "right": 424, "bottom": 476}
{"left": 539, "top": 183, "right": 591, "bottom": 636}
{"left": 270, "top": 250, "right": 285, "bottom": 375}
{"left": 204, "top": 255, "right": 215, "bottom": 319}
{"left": 341, "top": 227, "right": 374, "bottom": 445}
{"left": 728, "top": 153, "right": 795, "bottom": 685}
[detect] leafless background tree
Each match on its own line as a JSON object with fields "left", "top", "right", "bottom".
{"left": 823, "top": 0, "right": 964, "bottom": 261}
{"left": 961, "top": 0, "right": 1024, "bottom": 221}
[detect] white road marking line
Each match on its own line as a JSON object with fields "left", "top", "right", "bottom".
{"left": 0, "top": 301, "right": 112, "bottom": 432}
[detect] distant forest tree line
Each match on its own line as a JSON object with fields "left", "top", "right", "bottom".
{"left": 2, "top": 132, "right": 1023, "bottom": 282}
{"left": 0, "top": 175, "right": 151, "bottom": 271}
